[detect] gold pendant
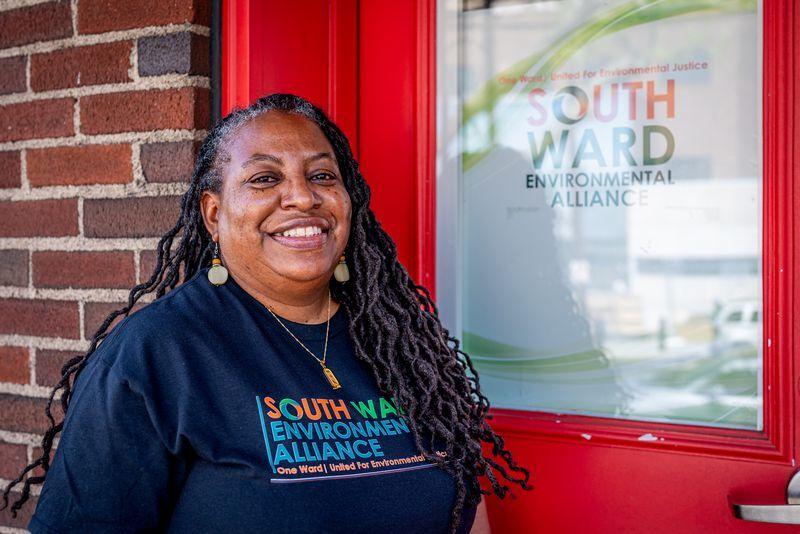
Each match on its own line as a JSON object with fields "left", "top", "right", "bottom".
{"left": 321, "top": 364, "right": 342, "bottom": 389}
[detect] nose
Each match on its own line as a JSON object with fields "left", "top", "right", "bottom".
{"left": 280, "top": 173, "right": 321, "bottom": 211}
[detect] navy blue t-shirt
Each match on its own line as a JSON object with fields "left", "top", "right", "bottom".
{"left": 29, "top": 266, "right": 477, "bottom": 533}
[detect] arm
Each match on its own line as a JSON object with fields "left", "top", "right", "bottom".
{"left": 470, "top": 497, "right": 491, "bottom": 534}
{"left": 28, "top": 353, "right": 188, "bottom": 533}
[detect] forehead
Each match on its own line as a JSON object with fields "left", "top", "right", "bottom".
{"left": 224, "top": 111, "right": 335, "bottom": 165}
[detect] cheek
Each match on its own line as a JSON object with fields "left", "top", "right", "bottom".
{"left": 324, "top": 189, "right": 351, "bottom": 241}
{"left": 339, "top": 197, "right": 353, "bottom": 235}
{"left": 341, "top": 200, "right": 352, "bottom": 247}
{"left": 337, "top": 188, "right": 352, "bottom": 219}
{"left": 229, "top": 194, "right": 278, "bottom": 233}
{"left": 324, "top": 188, "right": 349, "bottom": 218}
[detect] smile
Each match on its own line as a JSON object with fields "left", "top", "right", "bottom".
{"left": 269, "top": 226, "right": 329, "bottom": 249}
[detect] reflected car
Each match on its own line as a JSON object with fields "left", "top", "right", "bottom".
{"left": 713, "top": 299, "right": 760, "bottom": 345}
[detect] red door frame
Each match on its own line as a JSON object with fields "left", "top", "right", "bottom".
{"left": 222, "top": 0, "right": 435, "bottom": 289}
{"left": 478, "top": 0, "right": 797, "bottom": 458}
{"left": 223, "top": 0, "right": 798, "bottom": 530}
{"left": 222, "top": 1, "right": 359, "bottom": 149}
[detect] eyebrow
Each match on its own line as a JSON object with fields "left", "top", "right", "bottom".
{"left": 240, "top": 151, "right": 334, "bottom": 169}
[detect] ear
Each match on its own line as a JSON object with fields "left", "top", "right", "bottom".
{"left": 200, "top": 190, "right": 221, "bottom": 241}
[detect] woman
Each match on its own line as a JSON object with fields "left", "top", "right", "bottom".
{"left": 2, "top": 93, "right": 531, "bottom": 533}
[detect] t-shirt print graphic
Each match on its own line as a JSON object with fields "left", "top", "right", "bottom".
{"left": 255, "top": 393, "right": 445, "bottom": 483}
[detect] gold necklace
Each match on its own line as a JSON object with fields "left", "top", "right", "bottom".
{"left": 264, "top": 290, "right": 342, "bottom": 390}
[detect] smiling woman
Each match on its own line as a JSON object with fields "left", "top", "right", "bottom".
{"left": 1, "top": 93, "right": 530, "bottom": 534}
{"left": 202, "top": 111, "right": 352, "bottom": 315}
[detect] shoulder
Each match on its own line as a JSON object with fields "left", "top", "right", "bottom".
{"left": 91, "top": 268, "right": 218, "bottom": 382}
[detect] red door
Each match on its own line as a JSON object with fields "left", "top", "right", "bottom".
{"left": 223, "top": 1, "right": 800, "bottom": 531}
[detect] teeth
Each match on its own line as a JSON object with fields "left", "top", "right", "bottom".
{"left": 279, "top": 226, "right": 323, "bottom": 237}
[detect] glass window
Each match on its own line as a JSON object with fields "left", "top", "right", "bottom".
{"left": 436, "top": 0, "right": 763, "bottom": 430}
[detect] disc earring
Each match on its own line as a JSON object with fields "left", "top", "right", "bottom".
{"left": 207, "top": 241, "right": 229, "bottom": 286}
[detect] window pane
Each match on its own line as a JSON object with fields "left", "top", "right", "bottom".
{"left": 436, "top": 0, "right": 763, "bottom": 430}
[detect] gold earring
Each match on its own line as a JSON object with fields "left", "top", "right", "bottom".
{"left": 333, "top": 254, "right": 350, "bottom": 282}
{"left": 207, "top": 241, "right": 229, "bottom": 286}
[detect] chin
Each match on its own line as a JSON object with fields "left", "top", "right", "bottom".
{"left": 279, "top": 270, "right": 332, "bottom": 283}
{"left": 267, "top": 260, "right": 332, "bottom": 282}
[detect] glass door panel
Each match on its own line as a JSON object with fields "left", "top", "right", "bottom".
{"left": 436, "top": 0, "right": 763, "bottom": 430}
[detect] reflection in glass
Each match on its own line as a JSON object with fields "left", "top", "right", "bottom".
{"left": 437, "top": 0, "right": 762, "bottom": 429}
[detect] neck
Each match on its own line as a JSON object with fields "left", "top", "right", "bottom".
{"left": 229, "top": 268, "right": 339, "bottom": 325}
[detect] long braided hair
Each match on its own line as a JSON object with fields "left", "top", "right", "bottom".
{"left": 2, "top": 93, "right": 532, "bottom": 533}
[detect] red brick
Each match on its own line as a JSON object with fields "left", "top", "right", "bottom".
{"left": 138, "top": 32, "right": 209, "bottom": 77}
{"left": 0, "top": 249, "right": 28, "bottom": 286}
{"left": 0, "top": 442, "right": 27, "bottom": 480}
{"left": 33, "top": 251, "right": 135, "bottom": 289}
{"left": 0, "top": 497, "right": 35, "bottom": 528}
{"left": 78, "top": 0, "right": 209, "bottom": 34}
{"left": 0, "top": 199, "right": 77, "bottom": 238}
{"left": 0, "top": 151, "right": 21, "bottom": 188}
{"left": 30, "top": 445, "right": 52, "bottom": 480}
{"left": 84, "top": 301, "right": 125, "bottom": 339}
{"left": 0, "top": 98, "right": 74, "bottom": 143}
{"left": 189, "top": 34, "right": 210, "bottom": 76}
{"left": 0, "top": 1, "right": 72, "bottom": 48}
{"left": 141, "top": 140, "right": 198, "bottom": 183}
{"left": 81, "top": 87, "right": 209, "bottom": 134}
{"left": 35, "top": 349, "right": 78, "bottom": 387}
{"left": 84, "top": 196, "right": 183, "bottom": 238}
{"left": 0, "top": 346, "right": 29, "bottom": 384}
{"left": 27, "top": 144, "right": 132, "bottom": 187}
{"left": 0, "top": 491, "right": 37, "bottom": 528}
{"left": 0, "top": 394, "right": 51, "bottom": 434}
{"left": 0, "top": 56, "right": 26, "bottom": 95}
{"left": 138, "top": 250, "right": 183, "bottom": 298}
{"left": 31, "top": 41, "right": 132, "bottom": 92}
{"left": 140, "top": 249, "right": 158, "bottom": 281}
{"left": 0, "top": 299, "right": 79, "bottom": 339}
{"left": 85, "top": 300, "right": 144, "bottom": 340}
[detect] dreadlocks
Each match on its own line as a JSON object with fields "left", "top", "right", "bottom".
{"left": 2, "top": 93, "right": 532, "bottom": 533}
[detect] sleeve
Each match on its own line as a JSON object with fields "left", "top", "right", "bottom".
{"left": 28, "top": 348, "right": 191, "bottom": 533}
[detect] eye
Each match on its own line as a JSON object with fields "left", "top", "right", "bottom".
{"left": 311, "top": 172, "right": 336, "bottom": 182}
{"left": 250, "top": 174, "right": 278, "bottom": 184}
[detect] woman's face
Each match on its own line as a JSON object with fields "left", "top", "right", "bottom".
{"left": 201, "top": 111, "right": 352, "bottom": 288}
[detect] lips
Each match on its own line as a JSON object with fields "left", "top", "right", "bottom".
{"left": 269, "top": 231, "right": 329, "bottom": 250}
{"left": 269, "top": 216, "right": 330, "bottom": 235}
{"left": 268, "top": 217, "right": 331, "bottom": 250}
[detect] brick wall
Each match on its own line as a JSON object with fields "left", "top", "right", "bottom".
{"left": 0, "top": 1, "right": 211, "bottom": 530}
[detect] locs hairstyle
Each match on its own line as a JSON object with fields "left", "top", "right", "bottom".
{"left": 2, "top": 93, "right": 532, "bottom": 533}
